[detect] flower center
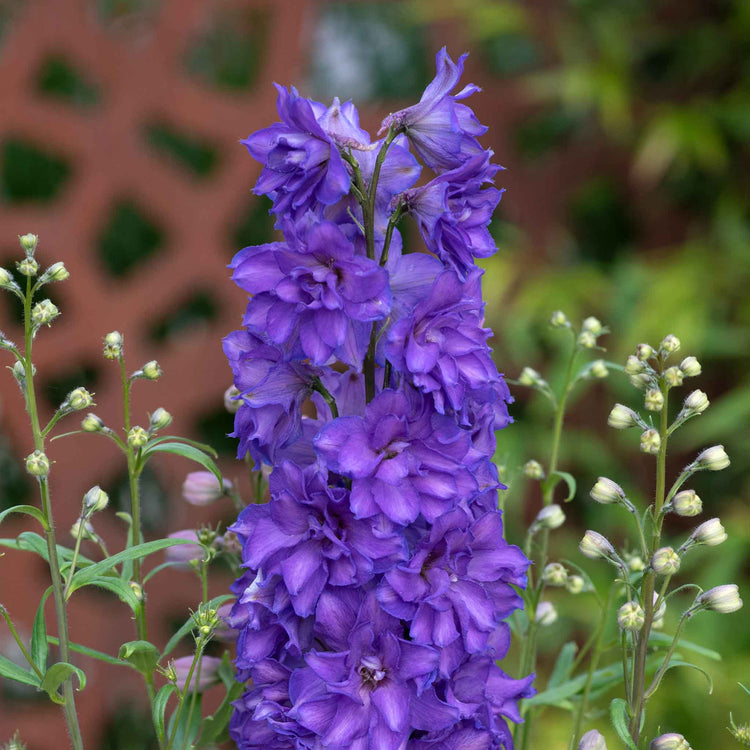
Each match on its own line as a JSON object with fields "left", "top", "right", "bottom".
{"left": 357, "top": 655, "right": 386, "bottom": 688}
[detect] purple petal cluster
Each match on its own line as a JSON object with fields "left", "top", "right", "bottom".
{"left": 225, "top": 46, "right": 532, "bottom": 749}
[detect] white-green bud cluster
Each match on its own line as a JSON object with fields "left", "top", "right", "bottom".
{"left": 31, "top": 299, "right": 59, "bottom": 326}
{"left": 149, "top": 407, "right": 172, "bottom": 432}
{"left": 694, "top": 584, "right": 743, "bottom": 614}
{"left": 103, "top": 331, "right": 123, "bottom": 359}
{"left": 644, "top": 388, "right": 663, "bottom": 412}
{"left": 650, "top": 733, "right": 691, "bottom": 750}
{"left": 523, "top": 459, "right": 544, "bottom": 480}
{"left": 582, "top": 316, "right": 603, "bottom": 335}
{"left": 589, "top": 359, "right": 608, "bottom": 378}
{"left": 617, "top": 601, "right": 645, "bottom": 631}
{"left": 141, "top": 360, "right": 162, "bottom": 380}
{"left": 25, "top": 450, "right": 50, "bottom": 477}
{"left": 127, "top": 426, "right": 149, "bottom": 448}
{"left": 65, "top": 387, "right": 94, "bottom": 411}
{"left": 81, "top": 413, "right": 105, "bottom": 432}
{"left": 590, "top": 477, "right": 625, "bottom": 505}
{"left": 608, "top": 403, "right": 639, "bottom": 429}
{"left": 660, "top": 334, "right": 681, "bottom": 355}
{"left": 192, "top": 604, "right": 221, "bottom": 638}
{"left": 625, "top": 355, "right": 645, "bottom": 376}
{"left": 651, "top": 546, "right": 680, "bottom": 576}
{"left": 17, "top": 257, "right": 39, "bottom": 277}
{"left": 534, "top": 601, "right": 557, "bottom": 626}
{"left": 663, "top": 366, "right": 683, "bottom": 387}
{"left": 640, "top": 429, "right": 661, "bottom": 455}
{"left": 579, "top": 530, "right": 615, "bottom": 560}
{"left": 550, "top": 310, "right": 569, "bottom": 328}
{"left": 542, "top": 563, "right": 568, "bottom": 587}
{"left": 577, "top": 330, "right": 597, "bottom": 349}
{"left": 679, "top": 356, "right": 701, "bottom": 377}
{"left": 670, "top": 490, "right": 702, "bottom": 517}
{"left": 533, "top": 504, "right": 565, "bottom": 530}
{"left": 695, "top": 445, "right": 730, "bottom": 471}
{"left": 83, "top": 485, "right": 109, "bottom": 514}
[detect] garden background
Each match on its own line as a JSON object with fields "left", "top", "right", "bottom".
{"left": 0, "top": 0, "right": 746, "bottom": 747}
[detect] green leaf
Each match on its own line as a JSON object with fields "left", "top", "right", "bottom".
{"left": 0, "top": 532, "right": 91, "bottom": 569}
{"left": 739, "top": 682, "right": 750, "bottom": 696}
{"left": 0, "top": 653, "right": 40, "bottom": 687}
{"left": 661, "top": 659, "right": 714, "bottom": 694}
{"left": 648, "top": 632, "right": 721, "bottom": 661}
{"left": 146, "top": 435, "right": 218, "bottom": 458}
{"left": 197, "top": 680, "right": 243, "bottom": 746}
{"left": 47, "top": 637, "right": 131, "bottom": 669}
{"left": 140, "top": 441, "right": 222, "bottom": 484}
{"left": 69, "top": 575, "right": 141, "bottom": 610}
{"left": 0, "top": 504, "right": 48, "bottom": 530}
{"left": 153, "top": 683, "right": 178, "bottom": 741}
{"left": 161, "top": 595, "right": 233, "bottom": 660}
{"left": 31, "top": 588, "right": 52, "bottom": 674}
{"left": 548, "top": 470, "right": 577, "bottom": 502}
{"left": 548, "top": 641, "right": 577, "bottom": 689}
{"left": 610, "top": 698, "right": 637, "bottom": 750}
{"left": 118, "top": 640, "right": 160, "bottom": 677}
{"left": 40, "top": 662, "right": 86, "bottom": 704}
{"left": 167, "top": 691, "right": 202, "bottom": 748}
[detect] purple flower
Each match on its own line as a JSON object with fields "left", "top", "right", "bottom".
{"left": 380, "top": 48, "right": 486, "bottom": 171}
{"left": 243, "top": 86, "right": 350, "bottom": 219}
{"left": 231, "top": 220, "right": 390, "bottom": 367}
{"left": 314, "top": 389, "right": 479, "bottom": 525}
{"left": 165, "top": 530, "right": 204, "bottom": 567}
{"left": 181, "top": 471, "right": 232, "bottom": 506}
{"left": 173, "top": 655, "right": 222, "bottom": 692}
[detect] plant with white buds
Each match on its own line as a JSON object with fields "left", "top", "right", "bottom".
{"left": 690, "top": 518, "right": 727, "bottom": 546}
{"left": 523, "top": 459, "right": 544, "bottom": 480}
{"left": 694, "top": 584, "right": 743, "bottom": 614}
{"left": 651, "top": 547, "right": 680, "bottom": 576}
{"left": 542, "top": 563, "right": 568, "bottom": 587}
{"left": 695, "top": 445, "right": 730, "bottom": 471}
{"left": 590, "top": 477, "right": 625, "bottom": 505}
{"left": 670, "top": 489, "right": 702, "bottom": 517}
{"left": 663, "top": 366, "right": 683, "bottom": 387}
{"left": 679, "top": 356, "right": 701, "bottom": 377}
{"left": 589, "top": 359, "right": 608, "bottom": 378}
{"left": 640, "top": 429, "right": 661, "bottom": 455}
{"left": 618, "top": 601, "right": 645, "bottom": 631}
{"left": 533, "top": 504, "right": 566, "bottom": 530}
{"left": 550, "top": 310, "right": 569, "bottom": 328}
{"left": 0, "top": 267, "right": 15, "bottom": 289}
{"left": 579, "top": 530, "right": 615, "bottom": 560}
{"left": 682, "top": 389, "right": 708, "bottom": 415}
{"left": 625, "top": 553, "right": 646, "bottom": 573}
{"left": 629, "top": 372, "right": 652, "bottom": 390}
{"left": 644, "top": 388, "right": 664, "bottom": 412}
{"left": 535, "top": 601, "right": 558, "bottom": 626}
{"left": 608, "top": 403, "right": 639, "bottom": 429}
{"left": 660, "top": 334, "right": 681, "bottom": 354}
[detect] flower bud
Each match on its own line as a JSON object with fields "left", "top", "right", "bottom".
{"left": 652, "top": 547, "right": 680, "bottom": 576}
{"left": 589, "top": 359, "right": 608, "bottom": 379}
{"left": 141, "top": 360, "right": 162, "bottom": 380}
{"left": 535, "top": 601, "right": 557, "bottom": 626}
{"left": 166, "top": 530, "right": 205, "bottom": 567}
{"left": 518, "top": 366, "right": 542, "bottom": 387}
{"left": 66, "top": 387, "right": 94, "bottom": 411}
{"left": 19, "top": 233, "right": 38, "bottom": 253}
{"left": 626, "top": 553, "right": 646, "bottom": 572}
{"left": 43, "top": 262, "right": 69, "bottom": 283}
{"left": 625, "top": 355, "right": 644, "bottom": 375}
{"left": 25, "top": 450, "right": 50, "bottom": 477}
{"left": 0, "top": 267, "right": 14, "bottom": 287}
{"left": 172, "top": 655, "right": 222, "bottom": 692}
{"left": 691, "top": 518, "right": 727, "bottom": 546}
{"left": 192, "top": 602, "right": 222, "bottom": 637}
{"left": 129, "top": 581, "right": 144, "bottom": 602}
{"left": 660, "top": 335, "right": 681, "bottom": 355}
{"left": 579, "top": 729, "right": 608, "bottom": 750}
{"left": 695, "top": 445, "right": 730, "bottom": 471}
{"left": 550, "top": 310, "right": 568, "bottom": 328}
{"left": 650, "top": 733, "right": 691, "bottom": 750}
{"left": 679, "top": 356, "right": 701, "bottom": 377}
{"left": 579, "top": 530, "right": 615, "bottom": 560}
{"left": 683, "top": 390, "right": 708, "bottom": 415}
{"left": 582, "top": 316, "right": 603, "bottom": 335}
{"left": 608, "top": 404, "right": 639, "bottom": 429}
{"left": 182, "top": 471, "right": 231, "bottom": 506}
{"left": 644, "top": 388, "right": 663, "bottom": 412}
{"left": 618, "top": 601, "right": 645, "bottom": 631}
{"left": 533, "top": 504, "right": 565, "bottom": 530}
{"left": 671, "top": 490, "right": 701, "bottom": 517}
{"left": 224, "top": 384, "right": 241, "bottom": 413}
{"left": 523, "top": 459, "right": 544, "bottom": 480}
{"left": 103, "top": 331, "right": 123, "bottom": 359}
{"left": 640, "top": 429, "right": 661, "bottom": 455}
{"left": 695, "top": 584, "right": 743, "bottom": 614}
{"left": 127, "top": 426, "right": 148, "bottom": 448}
{"left": 629, "top": 373, "right": 652, "bottom": 390}
{"left": 81, "top": 413, "right": 105, "bottom": 432}
{"left": 70, "top": 518, "right": 96, "bottom": 541}
{"left": 590, "top": 477, "right": 624, "bottom": 505}
{"left": 83, "top": 485, "right": 109, "bottom": 514}
{"left": 31, "top": 299, "right": 59, "bottom": 326}
{"left": 17, "top": 257, "right": 38, "bottom": 277}
{"left": 663, "top": 366, "right": 683, "bottom": 387}
{"left": 149, "top": 407, "right": 172, "bottom": 432}
{"left": 577, "top": 330, "right": 597, "bottom": 349}
{"left": 12, "top": 360, "right": 27, "bottom": 382}
{"left": 653, "top": 592, "right": 666, "bottom": 623}
{"left": 635, "top": 343, "right": 654, "bottom": 361}
{"left": 542, "top": 563, "right": 568, "bottom": 587}
{"left": 566, "top": 575, "right": 585, "bottom": 594}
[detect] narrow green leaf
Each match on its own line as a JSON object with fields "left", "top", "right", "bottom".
{"left": 610, "top": 698, "right": 637, "bottom": 750}
{"left": 143, "top": 560, "right": 186, "bottom": 584}
{"left": 167, "top": 691, "right": 202, "bottom": 748}
{"left": 548, "top": 641, "right": 578, "bottom": 689}
{"left": 40, "top": 662, "right": 86, "bottom": 704}
{"left": 31, "top": 588, "right": 52, "bottom": 674}
{"left": 153, "top": 683, "right": 178, "bottom": 741}
{"left": 0, "top": 653, "right": 40, "bottom": 687}
{"left": 146, "top": 435, "right": 218, "bottom": 458}
{"left": 118, "top": 640, "right": 160, "bottom": 677}
{"left": 69, "top": 575, "right": 141, "bottom": 610}
{"left": 648, "top": 632, "right": 721, "bottom": 661}
{"left": 549, "top": 470, "right": 577, "bottom": 502}
{"left": 161, "top": 595, "right": 233, "bottom": 660}
{"left": 739, "top": 682, "right": 750, "bottom": 696}
{"left": 141, "top": 441, "right": 222, "bottom": 484}
{"left": 661, "top": 659, "right": 714, "bottom": 694}
{"left": 47, "top": 636, "right": 131, "bottom": 669}
{"left": 0, "top": 504, "right": 48, "bottom": 530}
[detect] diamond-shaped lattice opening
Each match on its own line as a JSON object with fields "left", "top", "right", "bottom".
{"left": 97, "top": 199, "right": 165, "bottom": 278}
{"left": 194, "top": 403, "right": 236, "bottom": 457}
{"left": 106, "top": 465, "right": 167, "bottom": 533}
{"left": 310, "top": 2, "right": 430, "bottom": 102}
{"left": 568, "top": 178, "right": 637, "bottom": 264}
{"left": 230, "top": 195, "right": 274, "bottom": 255}
{"left": 1, "top": 138, "right": 72, "bottom": 204}
{"left": 482, "top": 32, "right": 539, "bottom": 77}
{"left": 143, "top": 120, "right": 219, "bottom": 179}
{"left": 149, "top": 290, "right": 219, "bottom": 343}
{"left": 0, "top": 432, "right": 30, "bottom": 510}
{"left": 42, "top": 361, "right": 101, "bottom": 411}
{"left": 35, "top": 54, "right": 101, "bottom": 107}
{"left": 514, "top": 108, "right": 578, "bottom": 160}
{"left": 185, "top": 7, "right": 269, "bottom": 92}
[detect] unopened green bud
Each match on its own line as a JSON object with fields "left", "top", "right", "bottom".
{"left": 535, "top": 601, "right": 557, "bottom": 626}
{"left": 644, "top": 388, "right": 663, "bottom": 412}
{"left": 618, "top": 601, "right": 645, "bottom": 631}
{"left": 695, "top": 584, "right": 742, "bottom": 614}
{"left": 683, "top": 389, "right": 708, "bottom": 415}
{"left": 691, "top": 518, "right": 727, "bottom": 546}
{"left": 70, "top": 518, "right": 95, "bottom": 540}
{"left": 81, "top": 413, "right": 105, "bottom": 432}
{"left": 608, "top": 403, "right": 639, "bottom": 429}
{"left": 590, "top": 477, "right": 625, "bottom": 505}
{"left": 25, "top": 450, "right": 50, "bottom": 477}
{"left": 625, "top": 553, "right": 646, "bottom": 572}
{"left": 103, "top": 331, "right": 123, "bottom": 359}
{"left": 224, "top": 384, "right": 241, "bottom": 413}
{"left": 629, "top": 373, "right": 652, "bottom": 390}
{"left": 625, "top": 355, "right": 644, "bottom": 375}
{"left": 566, "top": 575, "right": 585, "bottom": 594}
{"left": 83, "top": 485, "right": 109, "bottom": 514}
{"left": 635, "top": 343, "right": 654, "bottom": 361}
{"left": 43, "top": 262, "right": 69, "bottom": 283}
{"left": 149, "top": 407, "right": 172, "bottom": 432}
{"left": 577, "top": 330, "right": 597, "bottom": 349}
{"left": 533, "top": 504, "right": 565, "bottom": 530}
{"left": 679, "top": 356, "right": 701, "bottom": 377}
{"left": 550, "top": 310, "right": 568, "bottom": 328}
{"left": 12, "top": 360, "right": 27, "bottom": 382}
{"left": 542, "top": 563, "right": 568, "bottom": 587}
{"left": 0, "top": 267, "right": 14, "bottom": 287}
{"left": 652, "top": 546, "right": 680, "bottom": 575}
{"left": 19, "top": 233, "right": 38, "bottom": 253}
{"left": 523, "top": 459, "right": 544, "bottom": 480}
{"left": 671, "top": 490, "right": 702, "bottom": 517}
{"left": 640, "top": 429, "right": 661, "bottom": 455}
{"left": 142, "top": 360, "right": 162, "bottom": 380}
{"left": 660, "top": 335, "right": 681, "bottom": 355}
{"left": 663, "top": 366, "right": 683, "bottom": 387}
{"left": 129, "top": 581, "right": 144, "bottom": 602}
{"left": 582, "top": 316, "right": 603, "bottom": 335}
{"left": 650, "top": 733, "right": 691, "bottom": 750}
{"left": 579, "top": 530, "right": 615, "bottom": 560}
{"left": 128, "top": 426, "right": 148, "bottom": 448}
{"left": 695, "top": 445, "right": 730, "bottom": 471}
{"left": 518, "top": 366, "right": 542, "bottom": 387}
{"left": 66, "top": 387, "right": 94, "bottom": 411}
{"left": 17, "top": 257, "right": 38, "bottom": 277}
{"left": 589, "top": 360, "right": 608, "bottom": 379}
{"left": 31, "top": 299, "right": 58, "bottom": 326}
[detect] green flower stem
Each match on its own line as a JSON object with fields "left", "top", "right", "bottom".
{"left": 644, "top": 613, "right": 688, "bottom": 701}
{"left": 628, "top": 380, "right": 669, "bottom": 742}
{"left": 62, "top": 521, "right": 87, "bottom": 600}
{"left": 312, "top": 378, "right": 339, "bottom": 419}
{"left": 22, "top": 276, "right": 84, "bottom": 749}
{"left": 184, "top": 564, "right": 210, "bottom": 749}
{"left": 165, "top": 637, "right": 208, "bottom": 750}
